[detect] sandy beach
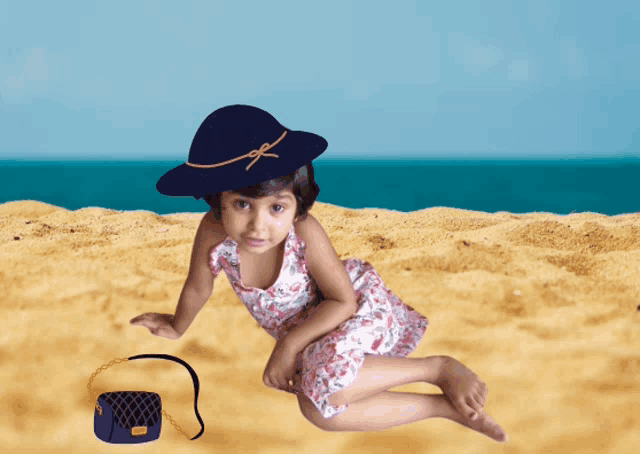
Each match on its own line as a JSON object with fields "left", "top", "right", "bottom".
{"left": 1, "top": 199, "right": 638, "bottom": 453}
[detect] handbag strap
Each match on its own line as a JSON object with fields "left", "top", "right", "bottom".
{"left": 87, "top": 354, "right": 205, "bottom": 441}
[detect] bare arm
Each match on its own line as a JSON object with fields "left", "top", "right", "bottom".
{"left": 282, "top": 215, "right": 358, "bottom": 352}
{"left": 173, "top": 212, "right": 222, "bottom": 336}
{"left": 171, "top": 286, "right": 211, "bottom": 336}
{"left": 131, "top": 213, "right": 221, "bottom": 339}
{"left": 281, "top": 299, "right": 357, "bottom": 353}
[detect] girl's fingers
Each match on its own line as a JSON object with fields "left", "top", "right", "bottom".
{"left": 264, "top": 376, "right": 296, "bottom": 391}
{"left": 267, "top": 376, "right": 287, "bottom": 390}
{"left": 130, "top": 313, "right": 158, "bottom": 326}
{"left": 130, "top": 314, "right": 180, "bottom": 339}
{"left": 131, "top": 318, "right": 150, "bottom": 328}
{"left": 130, "top": 314, "right": 149, "bottom": 324}
{"left": 131, "top": 319, "right": 158, "bottom": 331}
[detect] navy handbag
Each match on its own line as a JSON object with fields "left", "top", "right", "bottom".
{"left": 87, "top": 354, "right": 205, "bottom": 444}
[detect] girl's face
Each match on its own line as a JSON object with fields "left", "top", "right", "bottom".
{"left": 219, "top": 189, "right": 300, "bottom": 256}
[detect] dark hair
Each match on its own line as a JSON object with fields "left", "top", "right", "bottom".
{"left": 197, "top": 162, "right": 320, "bottom": 222}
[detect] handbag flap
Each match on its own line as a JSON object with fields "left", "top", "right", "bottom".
{"left": 100, "top": 391, "right": 161, "bottom": 428}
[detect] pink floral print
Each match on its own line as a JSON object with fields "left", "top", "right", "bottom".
{"left": 210, "top": 225, "right": 428, "bottom": 419}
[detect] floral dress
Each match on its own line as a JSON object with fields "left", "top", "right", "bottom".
{"left": 209, "top": 224, "right": 429, "bottom": 419}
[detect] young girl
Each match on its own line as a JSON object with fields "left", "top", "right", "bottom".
{"left": 130, "top": 104, "right": 508, "bottom": 442}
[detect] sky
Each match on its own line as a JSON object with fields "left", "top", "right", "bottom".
{"left": 1, "top": 0, "right": 639, "bottom": 162}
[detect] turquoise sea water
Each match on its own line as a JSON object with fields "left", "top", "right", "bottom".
{"left": 1, "top": 157, "right": 639, "bottom": 216}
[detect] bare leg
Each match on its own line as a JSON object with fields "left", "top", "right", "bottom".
{"left": 327, "top": 354, "right": 487, "bottom": 420}
{"left": 324, "top": 391, "right": 508, "bottom": 442}
{"left": 326, "top": 354, "right": 446, "bottom": 408}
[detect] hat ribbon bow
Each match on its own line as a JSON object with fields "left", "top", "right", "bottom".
{"left": 186, "top": 130, "right": 287, "bottom": 171}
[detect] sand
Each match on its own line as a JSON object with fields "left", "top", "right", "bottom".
{"left": 1, "top": 199, "right": 638, "bottom": 453}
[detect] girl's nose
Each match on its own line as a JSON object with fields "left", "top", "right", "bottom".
{"left": 248, "top": 213, "right": 269, "bottom": 228}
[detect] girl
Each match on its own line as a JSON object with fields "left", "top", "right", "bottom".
{"left": 130, "top": 104, "right": 508, "bottom": 442}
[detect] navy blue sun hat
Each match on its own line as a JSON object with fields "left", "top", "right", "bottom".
{"left": 156, "top": 104, "right": 328, "bottom": 198}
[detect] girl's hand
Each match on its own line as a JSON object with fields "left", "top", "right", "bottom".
{"left": 263, "top": 338, "right": 301, "bottom": 393}
{"left": 129, "top": 313, "right": 182, "bottom": 340}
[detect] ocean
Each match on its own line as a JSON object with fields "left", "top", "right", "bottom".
{"left": 2, "top": 157, "right": 639, "bottom": 216}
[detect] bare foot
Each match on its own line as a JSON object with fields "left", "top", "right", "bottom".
{"left": 434, "top": 356, "right": 488, "bottom": 421}
{"left": 436, "top": 393, "right": 508, "bottom": 442}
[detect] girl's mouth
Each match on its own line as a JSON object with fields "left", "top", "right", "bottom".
{"left": 246, "top": 238, "right": 266, "bottom": 247}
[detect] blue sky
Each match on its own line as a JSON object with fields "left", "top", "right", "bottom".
{"left": 1, "top": 0, "right": 638, "bottom": 161}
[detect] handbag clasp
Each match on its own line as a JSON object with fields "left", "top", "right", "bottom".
{"left": 131, "top": 426, "right": 148, "bottom": 437}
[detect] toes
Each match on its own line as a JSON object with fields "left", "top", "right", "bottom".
{"left": 469, "top": 396, "right": 483, "bottom": 415}
{"left": 455, "top": 397, "right": 471, "bottom": 417}
{"left": 479, "top": 382, "right": 488, "bottom": 401}
{"left": 462, "top": 396, "right": 482, "bottom": 419}
{"left": 458, "top": 397, "right": 480, "bottom": 420}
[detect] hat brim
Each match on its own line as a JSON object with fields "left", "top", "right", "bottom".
{"left": 156, "top": 130, "right": 327, "bottom": 197}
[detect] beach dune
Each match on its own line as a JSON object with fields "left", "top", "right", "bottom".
{"left": 1, "top": 200, "right": 638, "bottom": 453}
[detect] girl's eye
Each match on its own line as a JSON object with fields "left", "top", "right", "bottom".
{"left": 235, "top": 200, "right": 284, "bottom": 213}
